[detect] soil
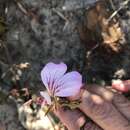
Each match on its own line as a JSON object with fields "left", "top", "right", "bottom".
{"left": 0, "top": 0, "right": 130, "bottom": 130}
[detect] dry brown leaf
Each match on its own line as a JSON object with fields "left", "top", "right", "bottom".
{"left": 79, "top": 1, "right": 124, "bottom": 53}
{"left": 16, "top": 62, "right": 30, "bottom": 69}
{"left": 101, "top": 18, "right": 123, "bottom": 42}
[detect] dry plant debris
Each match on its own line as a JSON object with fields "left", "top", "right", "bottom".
{"left": 79, "top": 1, "right": 125, "bottom": 53}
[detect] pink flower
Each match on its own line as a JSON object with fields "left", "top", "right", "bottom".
{"left": 40, "top": 62, "right": 82, "bottom": 105}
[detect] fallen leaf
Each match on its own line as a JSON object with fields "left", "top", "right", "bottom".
{"left": 79, "top": 1, "right": 124, "bottom": 53}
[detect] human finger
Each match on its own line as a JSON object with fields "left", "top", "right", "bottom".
{"left": 84, "top": 122, "right": 103, "bottom": 130}
{"left": 112, "top": 80, "right": 130, "bottom": 92}
{"left": 54, "top": 108, "right": 86, "bottom": 130}
{"left": 54, "top": 108, "right": 103, "bottom": 130}
{"left": 88, "top": 85, "right": 130, "bottom": 120}
{"left": 78, "top": 89, "right": 130, "bottom": 130}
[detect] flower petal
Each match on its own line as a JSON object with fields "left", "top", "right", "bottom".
{"left": 55, "top": 71, "right": 82, "bottom": 97}
{"left": 41, "top": 62, "right": 67, "bottom": 93}
{"left": 56, "top": 87, "right": 81, "bottom": 97}
{"left": 40, "top": 91, "right": 52, "bottom": 105}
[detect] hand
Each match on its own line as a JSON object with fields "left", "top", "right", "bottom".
{"left": 54, "top": 83, "right": 130, "bottom": 130}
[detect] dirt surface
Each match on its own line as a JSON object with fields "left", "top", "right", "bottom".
{"left": 0, "top": 101, "right": 25, "bottom": 130}
{"left": 0, "top": 0, "right": 129, "bottom": 88}
{"left": 0, "top": 0, "right": 130, "bottom": 130}
{"left": 1, "top": 0, "right": 89, "bottom": 91}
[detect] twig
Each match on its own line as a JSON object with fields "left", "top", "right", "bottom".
{"left": 109, "top": 0, "right": 120, "bottom": 18}
{"left": 108, "top": 0, "right": 130, "bottom": 22}
{"left": 16, "top": 1, "right": 28, "bottom": 15}
{"left": 52, "top": 8, "right": 70, "bottom": 31}
{"left": 63, "top": 21, "right": 69, "bottom": 31}
{"left": 109, "top": 0, "right": 116, "bottom": 10}
{"left": 14, "top": 0, "right": 39, "bottom": 21}
{"left": 52, "top": 8, "right": 68, "bottom": 21}
{"left": 86, "top": 43, "right": 99, "bottom": 58}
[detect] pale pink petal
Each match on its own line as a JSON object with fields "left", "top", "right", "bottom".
{"left": 41, "top": 62, "right": 67, "bottom": 93}
{"left": 40, "top": 91, "right": 52, "bottom": 105}
{"left": 55, "top": 71, "right": 82, "bottom": 97}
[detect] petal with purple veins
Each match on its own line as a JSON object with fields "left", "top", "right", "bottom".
{"left": 55, "top": 87, "right": 81, "bottom": 97}
{"left": 41, "top": 62, "right": 67, "bottom": 93}
{"left": 55, "top": 71, "right": 82, "bottom": 97}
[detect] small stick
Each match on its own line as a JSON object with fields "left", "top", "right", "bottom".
{"left": 16, "top": 1, "right": 28, "bottom": 15}
{"left": 86, "top": 43, "right": 99, "bottom": 58}
{"left": 52, "top": 8, "right": 70, "bottom": 31}
{"left": 108, "top": 0, "right": 130, "bottom": 22}
{"left": 14, "top": 0, "right": 39, "bottom": 21}
{"left": 109, "top": 0, "right": 116, "bottom": 10}
{"left": 52, "top": 8, "right": 68, "bottom": 21}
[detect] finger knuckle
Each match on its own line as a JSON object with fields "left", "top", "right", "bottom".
{"left": 91, "top": 101, "right": 112, "bottom": 121}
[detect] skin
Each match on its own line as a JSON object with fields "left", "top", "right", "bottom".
{"left": 0, "top": 121, "right": 6, "bottom": 130}
{"left": 54, "top": 82, "right": 130, "bottom": 130}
